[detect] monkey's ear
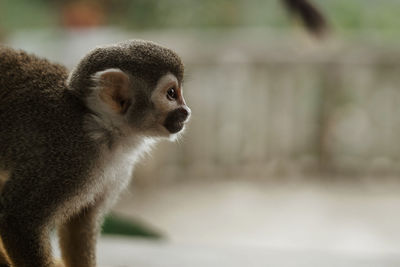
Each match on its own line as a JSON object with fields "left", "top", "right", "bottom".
{"left": 94, "top": 69, "right": 132, "bottom": 114}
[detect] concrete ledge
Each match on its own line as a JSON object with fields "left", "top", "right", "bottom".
{"left": 95, "top": 237, "right": 400, "bottom": 267}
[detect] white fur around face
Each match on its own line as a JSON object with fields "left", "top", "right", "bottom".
{"left": 150, "top": 73, "right": 190, "bottom": 140}
{"left": 151, "top": 73, "right": 180, "bottom": 113}
{"left": 85, "top": 70, "right": 189, "bottom": 142}
{"left": 78, "top": 75, "right": 184, "bottom": 212}
{"left": 56, "top": 72, "right": 190, "bottom": 224}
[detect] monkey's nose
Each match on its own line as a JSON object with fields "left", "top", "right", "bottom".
{"left": 179, "top": 106, "right": 191, "bottom": 122}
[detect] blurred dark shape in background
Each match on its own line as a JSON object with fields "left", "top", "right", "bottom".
{"left": 282, "top": 0, "right": 329, "bottom": 37}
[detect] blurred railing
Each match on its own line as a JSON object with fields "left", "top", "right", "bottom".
{"left": 134, "top": 35, "right": 400, "bottom": 183}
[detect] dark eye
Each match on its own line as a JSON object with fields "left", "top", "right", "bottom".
{"left": 167, "top": 87, "right": 177, "bottom": 101}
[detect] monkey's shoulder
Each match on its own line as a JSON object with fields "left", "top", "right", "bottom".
{"left": 0, "top": 46, "right": 68, "bottom": 94}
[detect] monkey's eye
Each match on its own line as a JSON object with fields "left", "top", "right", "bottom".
{"left": 167, "top": 87, "right": 177, "bottom": 101}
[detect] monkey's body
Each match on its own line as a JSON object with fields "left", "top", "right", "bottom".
{"left": 0, "top": 47, "right": 94, "bottom": 172}
{"left": 0, "top": 47, "right": 98, "bottom": 211}
{"left": 0, "top": 41, "right": 190, "bottom": 267}
{"left": 0, "top": 48, "right": 102, "bottom": 202}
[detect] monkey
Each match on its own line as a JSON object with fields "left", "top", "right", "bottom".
{"left": 282, "top": 0, "right": 329, "bottom": 37}
{"left": 0, "top": 40, "right": 190, "bottom": 267}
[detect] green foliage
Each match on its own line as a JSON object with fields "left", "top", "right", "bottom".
{"left": 101, "top": 214, "right": 163, "bottom": 239}
{"left": 325, "top": 0, "right": 400, "bottom": 29}
{"left": 1, "top": 0, "right": 399, "bottom": 37}
{"left": 0, "top": 0, "right": 57, "bottom": 32}
{"left": 110, "top": 0, "right": 245, "bottom": 29}
{"left": 107, "top": 0, "right": 400, "bottom": 32}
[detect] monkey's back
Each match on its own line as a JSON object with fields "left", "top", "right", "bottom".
{"left": 0, "top": 46, "right": 67, "bottom": 99}
{"left": 0, "top": 47, "right": 96, "bottom": 175}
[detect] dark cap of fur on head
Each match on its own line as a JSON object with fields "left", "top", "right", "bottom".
{"left": 68, "top": 40, "right": 184, "bottom": 97}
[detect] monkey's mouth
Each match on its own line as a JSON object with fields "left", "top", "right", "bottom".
{"left": 163, "top": 108, "right": 188, "bottom": 134}
{"left": 164, "top": 120, "right": 185, "bottom": 134}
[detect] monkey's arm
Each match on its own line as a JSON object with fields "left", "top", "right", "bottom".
{"left": 0, "top": 143, "right": 96, "bottom": 267}
{"left": 0, "top": 167, "right": 64, "bottom": 267}
{"left": 58, "top": 195, "right": 111, "bottom": 267}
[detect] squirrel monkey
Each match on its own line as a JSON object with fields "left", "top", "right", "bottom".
{"left": 0, "top": 40, "right": 190, "bottom": 267}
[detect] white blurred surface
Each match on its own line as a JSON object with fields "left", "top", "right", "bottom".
{"left": 96, "top": 236, "right": 400, "bottom": 267}
{"left": 111, "top": 179, "right": 400, "bottom": 266}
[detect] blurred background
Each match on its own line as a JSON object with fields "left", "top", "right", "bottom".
{"left": 2, "top": 0, "right": 400, "bottom": 266}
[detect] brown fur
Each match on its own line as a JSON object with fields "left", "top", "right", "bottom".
{"left": 68, "top": 40, "right": 184, "bottom": 99}
{"left": 0, "top": 40, "right": 187, "bottom": 267}
{"left": 0, "top": 236, "right": 11, "bottom": 266}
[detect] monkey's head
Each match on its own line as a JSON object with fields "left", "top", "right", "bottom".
{"left": 67, "top": 40, "right": 191, "bottom": 140}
